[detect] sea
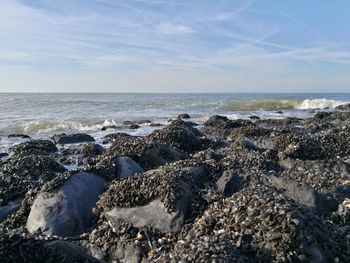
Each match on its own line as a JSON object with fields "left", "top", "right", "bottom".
{"left": 0, "top": 93, "right": 349, "bottom": 152}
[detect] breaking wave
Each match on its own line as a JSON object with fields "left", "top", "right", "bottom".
{"left": 220, "top": 98, "right": 348, "bottom": 111}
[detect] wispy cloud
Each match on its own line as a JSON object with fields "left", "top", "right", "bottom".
{"left": 0, "top": 0, "right": 349, "bottom": 80}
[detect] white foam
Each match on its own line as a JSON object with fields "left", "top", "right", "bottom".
{"left": 296, "top": 99, "right": 347, "bottom": 110}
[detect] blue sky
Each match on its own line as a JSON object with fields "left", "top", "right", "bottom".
{"left": 0, "top": 0, "right": 349, "bottom": 92}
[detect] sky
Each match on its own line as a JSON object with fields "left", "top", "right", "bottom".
{"left": 0, "top": 0, "right": 349, "bottom": 92}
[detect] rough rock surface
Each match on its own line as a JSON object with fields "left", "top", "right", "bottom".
{"left": 52, "top": 133, "right": 95, "bottom": 144}
{"left": 26, "top": 171, "right": 106, "bottom": 237}
{"left": 12, "top": 139, "right": 57, "bottom": 155}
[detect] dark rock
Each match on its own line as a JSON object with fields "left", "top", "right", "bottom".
{"left": 336, "top": 103, "right": 350, "bottom": 111}
{"left": 129, "top": 124, "right": 140, "bottom": 129}
{"left": 105, "top": 133, "right": 187, "bottom": 169}
{"left": 52, "top": 133, "right": 95, "bottom": 144}
{"left": 216, "top": 170, "right": 241, "bottom": 196}
{"left": 249, "top": 115, "right": 260, "bottom": 120}
{"left": 178, "top": 113, "right": 191, "bottom": 119}
{"left": 12, "top": 139, "right": 57, "bottom": 155}
{"left": 136, "top": 119, "right": 152, "bottom": 125}
{"left": 0, "top": 152, "right": 8, "bottom": 159}
{"left": 101, "top": 125, "right": 118, "bottom": 131}
{"left": 148, "top": 119, "right": 205, "bottom": 153}
{"left": 276, "top": 110, "right": 283, "bottom": 114}
{"left": 26, "top": 171, "right": 106, "bottom": 237}
{"left": 82, "top": 143, "right": 105, "bottom": 157}
{"left": 0, "top": 198, "right": 22, "bottom": 223}
{"left": 0, "top": 235, "right": 100, "bottom": 263}
{"left": 95, "top": 163, "right": 209, "bottom": 233}
{"left": 149, "top": 123, "right": 163, "bottom": 127}
{"left": 0, "top": 154, "right": 66, "bottom": 205}
{"left": 8, "top": 134, "right": 31, "bottom": 139}
{"left": 111, "top": 241, "right": 143, "bottom": 263}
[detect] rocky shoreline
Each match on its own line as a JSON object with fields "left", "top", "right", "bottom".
{"left": 0, "top": 109, "right": 350, "bottom": 262}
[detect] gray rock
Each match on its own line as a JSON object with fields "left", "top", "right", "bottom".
{"left": 111, "top": 242, "right": 143, "bottom": 263}
{"left": 117, "top": 157, "right": 143, "bottom": 177}
{"left": 27, "top": 172, "right": 106, "bottom": 237}
{"left": 105, "top": 182, "right": 192, "bottom": 233}
{"left": 216, "top": 170, "right": 241, "bottom": 196}
{"left": 0, "top": 198, "right": 22, "bottom": 223}
{"left": 8, "top": 134, "right": 31, "bottom": 139}
{"left": 52, "top": 133, "right": 95, "bottom": 144}
{"left": 0, "top": 152, "right": 8, "bottom": 159}
{"left": 178, "top": 113, "right": 191, "bottom": 119}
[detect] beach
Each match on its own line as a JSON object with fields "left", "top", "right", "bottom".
{"left": 0, "top": 94, "right": 350, "bottom": 262}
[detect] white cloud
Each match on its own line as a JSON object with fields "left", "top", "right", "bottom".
{"left": 156, "top": 22, "right": 193, "bottom": 35}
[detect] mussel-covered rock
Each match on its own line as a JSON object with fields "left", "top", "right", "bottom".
{"left": 148, "top": 119, "right": 205, "bottom": 153}
{"left": 0, "top": 154, "right": 66, "bottom": 206}
{"left": 82, "top": 143, "right": 105, "bottom": 157}
{"left": 51, "top": 133, "right": 95, "bottom": 145}
{"left": 0, "top": 234, "right": 99, "bottom": 263}
{"left": 26, "top": 171, "right": 106, "bottom": 237}
{"left": 104, "top": 133, "right": 187, "bottom": 169}
{"left": 95, "top": 162, "right": 210, "bottom": 233}
{"left": 12, "top": 140, "right": 57, "bottom": 155}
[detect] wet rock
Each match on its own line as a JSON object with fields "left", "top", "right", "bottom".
{"left": 337, "top": 198, "right": 350, "bottom": 223}
{"left": 149, "top": 123, "right": 163, "bottom": 127}
{"left": 0, "top": 198, "right": 22, "bottom": 223}
{"left": 117, "top": 156, "right": 144, "bottom": 177}
{"left": 249, "top": 115, "right": 260, "bottom": 120}
{"left": 178, "top": 113, "right": 191, "bottom": 119}
{"left": 336, "top": 103, "right": 350, "bottom": 111}
{"left": 26, "top": 171, "right": 106, "bottom": 237}
{"left": 110, "top": 241, "right": 143, "bottom": 263}
{"left": 148, "top": 119, "right": 205, "bottom": 153}
{"left": 52, "top": 133, "right": 95, "bottom": 145}
{"left": 105, "top": 133, "right": 187, "bottom": 169}
{"left": 129, "top": 124, "right": 140, "bottom": 129}
{"left": 95, "top": 163, "right": 209, "bottom": 233}
{"left": 202, "top": 116, "right": 253, "bottom": 138}
{"left": 8, "top": 134, "right": 31, "bottom": 139}
{"left": 216, "top": 170, "right": 241, "bottom": 197}
{"left": 0, "top": 154, "right": 66, "bottom": 206}
{"left": 82, "top": 143, "right": 105, "bottom": 157}
{"left": 0, "top": 153, "right": 8, "bottom": 159}
{"left": 12, "top": 139, "right": 57, "bottom": 155}
{"left": 101, "top": 125, "right": 118, "bottom": 131}
{"left": 136, "top": 119, "right": 152, "bottom": 125}
{"left": 0, "top": 235, "right": 99, "bottom": 263}
{"left": 123, "top": 120, "right": 134, "bottom": 125}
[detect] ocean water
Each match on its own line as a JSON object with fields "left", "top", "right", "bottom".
{"left": 0, "top": 93, "right": 349, "bottom": 150}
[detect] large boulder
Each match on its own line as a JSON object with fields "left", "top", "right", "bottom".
{"left": 12, "top": 140, "right": 57, "bottom": 155}
{"left": 52, "top": 133, "right": 95, "bottom": 145}
{"left": 84, "top": 155, "right": 143, "bottom": 180}
{"left": 0, "top": 154, "right": 66, "bottom": 206}
{"left": 95, "top": 162, "right": 209, "bottom": 234}
{"left": 104, "top": 133, "right": 187, "bottom": 169}
{"left": 0, "top": 235, "right": 99, "bottom": 263}
{"left": 26, "top": 171, "right": 106, "bottom": 237}
{"left": 148, "top": 119, "right": 205, "bottom": 153}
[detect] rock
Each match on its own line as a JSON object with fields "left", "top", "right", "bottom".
{"left": 117, "top": 157, "right": 144, "bottom": 177}
{"left": 337, "top": 198, "right": 350, "bottom": 223}
{"left": 0, "top": 235, "right": 100, "bottom": 263}
{"left": 95, "top": 163, "right": 209, "bottom": 233}
{"left": 269, "top": 176, "right": 337, "bottom": 213}
{"left": 26, "top": 171, "right": 106, "bottom": 237}
{"left": 336, "top": 103, "right": 350, "bottom": 111}
{"left": 8, "top": 134, "right": 31, "bottom": 139}
{"left": 249, "top": 115, "right": 260, "bottom": 120}
{"left": 129, "top": 124, "right": 140, "bottom": 129}
{"left": 12, "top": 139, "right": 57, "bottom": 155}
{"left": 148, "top": 119, "right": 205, "bottom": 153}
{"left": 0, "top": 154, "right": 66, "bottom": 205}
{"left": 149, "top": 123, "right": 163, "bottom": 127}
{"left": 204, "top": 115, "right": 229, "bottom": 126}
{"left": 178, "top": 113, "right": 191, "bottom": 119}
{"left": 216, "top": 170, "right": 241, "bottom": 196}
{"left": 105, "top": 133, "right": 187, "bottom": 169}
{"left": 0, "top": 198, "right": 22, "bottom": 223}
{"left": 51, "top": 133, "right": 95, "bottom": 145}
{"left": 101, "top": 125, "right": 118, "bottom": 131}
{"left": 0, "top": 152, "right": 8, "bottom": 159}
{"left": 105, "top": 195, "right": 190, "bottom": 233}
{"left": 111, "top": 241, "right": 143, "bottom": 263}
{"left": 82, "top": 143, "right": 105, "bottom": 157}
{"left": 276, "top": 110, "right": 283, "bottom": 114}
{"left": 136, "top": 119, "right": 152, "bottom": 125}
